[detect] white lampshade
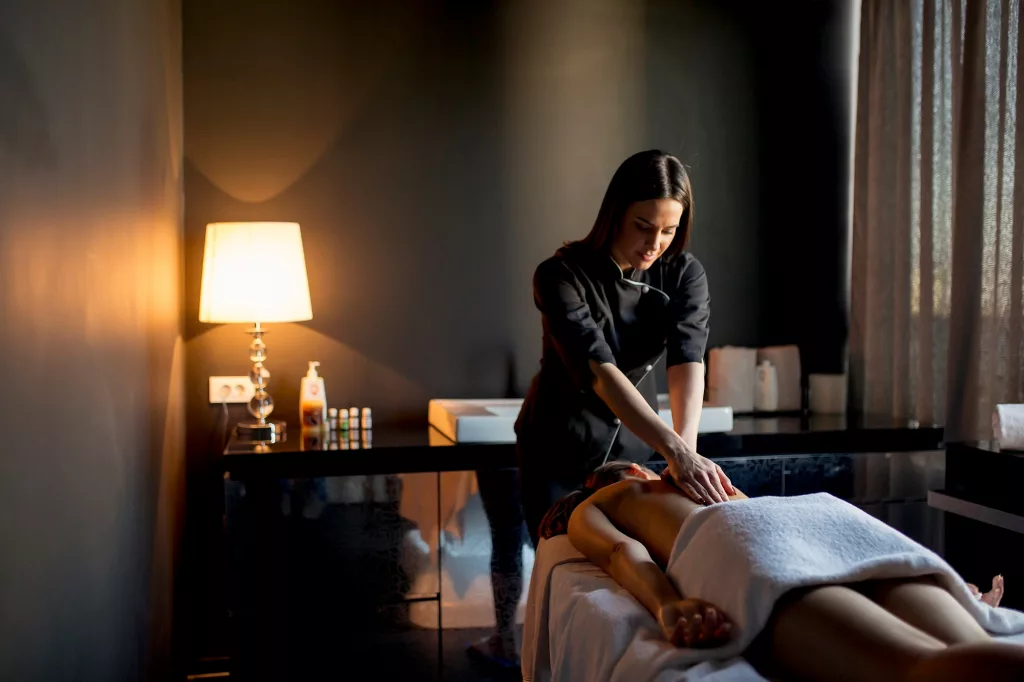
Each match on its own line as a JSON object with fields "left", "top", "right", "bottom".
{"left": 199, "top": 222, "right": 313, "bottom": 323}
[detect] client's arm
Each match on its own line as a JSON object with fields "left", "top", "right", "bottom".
{"left": 567, "top": 484, "right": 731, "bottom": 647}
{"left": 567, "top": 487, "right": 680, "bottom": 617}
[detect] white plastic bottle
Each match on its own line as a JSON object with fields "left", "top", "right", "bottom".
{"left": 300, "top": 361, "right": 328, "bottom": 429}
{"left": 755, "top": 360, "right": 779, "bottom": 412}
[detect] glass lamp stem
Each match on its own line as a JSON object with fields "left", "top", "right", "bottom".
{"left": 247, "top": 322, "right": 271, "bottom": 424}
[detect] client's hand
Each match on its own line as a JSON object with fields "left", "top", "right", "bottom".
{"left": 657, "top": 598, "right": 732, "bottom": 648}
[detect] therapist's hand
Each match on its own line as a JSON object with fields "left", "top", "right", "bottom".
{"left": 665, "top": 450, "right": 735, "bottom": 504}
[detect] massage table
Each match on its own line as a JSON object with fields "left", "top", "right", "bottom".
{"left": 523, "top": 535, "right": 767, "bottom": 682}
{"left": 523, "top": 495, "right": 1024, "bottom": 682}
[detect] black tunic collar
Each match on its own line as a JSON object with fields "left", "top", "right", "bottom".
{"left": 565, "top": 242, "right": 643, "bottom": 283}
{"left": 563, "top": 242, "right": 672, "bottom": 302}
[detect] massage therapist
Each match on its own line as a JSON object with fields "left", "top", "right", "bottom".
{"left": 514, "top": 150, "right": 735, "bottom": 544}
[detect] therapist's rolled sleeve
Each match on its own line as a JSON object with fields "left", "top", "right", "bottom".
{"left": 666, "top": 257, "right": 711, "bottom": 367}
{"left": 533, "top": 260, "right": 616, "bottom": 390}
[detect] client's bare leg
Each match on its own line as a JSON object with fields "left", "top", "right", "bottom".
{"left": 906, "top": 643, "right": 1024, "bottom": 682}
{"left": 753, "top": 584, "right": 943, "bottom": 682}
{"left": 754, "top": 584, "right": 1024, "bottom": 682}
{"left": 865, "top": 575, "right": 990, "bottom": 645}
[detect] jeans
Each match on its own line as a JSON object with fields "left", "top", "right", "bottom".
{"left": 474, "top": 467, "right": 528, "bottom": 638}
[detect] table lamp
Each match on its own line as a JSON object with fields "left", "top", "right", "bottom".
{"left": 199, "top": 221, "right": 313, "bottom": 440}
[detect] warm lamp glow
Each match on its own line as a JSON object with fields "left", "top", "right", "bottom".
{"left": 199, "top": 222, "right": 313, "bottom": 324}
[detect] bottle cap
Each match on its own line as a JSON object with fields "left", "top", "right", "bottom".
{"left": 328, "top": 408, "right": 338, "bottom": 417}
{"left": 306, "top": 361, "right": 321, "bottom": 378}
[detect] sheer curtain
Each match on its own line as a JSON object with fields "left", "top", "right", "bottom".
{"left": 851, "top": 0, "right": 1024, "bottom": 440}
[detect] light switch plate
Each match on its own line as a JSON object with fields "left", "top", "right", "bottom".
{"left": 209, "top": 376, "right": 255, "bottom": 404}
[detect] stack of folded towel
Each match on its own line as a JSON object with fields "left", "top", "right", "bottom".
{"left": 994, "top": 404, "right": 1024, "bottom": 451}
{"left": 707, "top": 345, "right": 801, "bottom": 413}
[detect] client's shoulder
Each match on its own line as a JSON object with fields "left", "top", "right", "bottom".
{"left": 587, "top": 478, "right": 664, "bottom": 506}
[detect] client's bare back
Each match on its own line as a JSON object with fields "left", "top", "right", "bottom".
{"left": 584, "top": 477, "right": 747, "bottom": 566}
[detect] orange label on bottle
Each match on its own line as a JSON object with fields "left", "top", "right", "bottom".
{"left": 301, "top": 405, "right": 322, "bottom": 427}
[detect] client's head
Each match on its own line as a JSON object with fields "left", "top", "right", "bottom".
{"left": 538, "top": 461, "right": 659, "bottom": 540}
{"left": 582, "top": 460, "right": 659, "bottom": 488}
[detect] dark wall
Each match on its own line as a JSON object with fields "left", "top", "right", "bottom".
{"left": 181, "top": 0, "right": 852, "bottom": 654}
{"left": 746, "top": 0, "right": 857, "bottom": 374}
{"left": 0, "top": 0, "right": 185, "bottom": 679}
{"left": 183, "top": 0, "right": 859, "bottom": 431}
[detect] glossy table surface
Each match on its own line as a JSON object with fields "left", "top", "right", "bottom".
{"left": 221, "top": 413, "right": 943, "bottom": 479}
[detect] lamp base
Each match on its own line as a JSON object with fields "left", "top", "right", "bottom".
{"left": 235, "top": 420, "right": 287, "bottom": 441}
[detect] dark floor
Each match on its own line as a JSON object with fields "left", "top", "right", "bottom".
{"left": 427, "top": 627, "right": 523, "bottom": 682}
{"left": 191, "top": 626, "right": 522, "bottom": 681}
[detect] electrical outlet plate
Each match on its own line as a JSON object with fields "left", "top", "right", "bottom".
{"left": 209, "top": 376, "right": 255, "bottom": 404}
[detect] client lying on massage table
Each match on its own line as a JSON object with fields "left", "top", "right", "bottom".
{"left": 537, "top": 461, "right": 1024, "bottom": 682}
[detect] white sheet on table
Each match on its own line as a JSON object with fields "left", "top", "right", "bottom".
{"left": 523, "top": 495, "right": 1024, "bottom": 682}
{"left": 522, "top": 535, "right": 762, "bottom": 682}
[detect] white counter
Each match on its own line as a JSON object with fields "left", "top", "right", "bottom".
{"left": 428, "top": 396, "right": 733, "bottom": 444}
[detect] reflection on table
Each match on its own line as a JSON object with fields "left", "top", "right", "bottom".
{"left": 294, "top": 427, "right": 374, "bottom": 451}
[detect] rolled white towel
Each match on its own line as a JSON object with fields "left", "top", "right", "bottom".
{"left": 707, "top": 346, "right": 757, "bottom": 413}
{"left": 993, "top": 404, "right": 1024, "bottom": 451}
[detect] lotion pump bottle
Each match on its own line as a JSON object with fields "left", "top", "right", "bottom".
{"left": 300, "top": 361, "right": 328, "bottom": 429}
{"left": 755, "top": 360, "right": 779, "bottom": 412}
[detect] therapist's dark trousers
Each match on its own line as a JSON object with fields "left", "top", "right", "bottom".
{"left": 517, "top": 441, "right": 583, "bottom": 547}
{"left": 474, "top": 467, "right": 528, "bottom": 640}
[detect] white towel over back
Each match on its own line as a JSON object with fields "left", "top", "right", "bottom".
{"left": 666, "top": 493, "right": 1024, "bottom": 660}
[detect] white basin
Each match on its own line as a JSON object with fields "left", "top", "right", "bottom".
{"left": 482, "top": 405, "right": 523, "bottom": 418}
{"left": 428, "top": 396, "right": 734, "bottom": 444}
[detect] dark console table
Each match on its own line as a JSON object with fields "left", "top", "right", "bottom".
{"left": 221, "top": 415, "right": 943, "bottom": 681}
{"left": 930, "top": 441, "right": 1024, "bottom": 609}
{"left": 221, "top": 413, "right": 943, "bottom": 479}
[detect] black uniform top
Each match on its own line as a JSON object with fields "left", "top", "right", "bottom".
{"left": 514, "top": 241, "right": 711, "bottom": 480}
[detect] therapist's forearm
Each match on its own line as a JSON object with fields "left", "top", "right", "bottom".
{"left": 590, "top": 361, "right": 690, "bottom": 462}
{"left": 667, "top": 362, "right": 705, "bottom": 451}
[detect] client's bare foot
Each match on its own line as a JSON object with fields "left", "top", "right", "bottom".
{"left": 658, "top": 599, "right": 732, "bottom": 648}
{"left": 967, "top": 575, "right": 1005, "bottom": 607}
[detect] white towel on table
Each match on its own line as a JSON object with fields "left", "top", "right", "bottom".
{"left": 994, "top": 404, "right": 1024, "bottom": 451}
{"left": 666, "top": 493, "right": 1024, "bottom": 662}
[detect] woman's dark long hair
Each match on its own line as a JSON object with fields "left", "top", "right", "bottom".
{"left": 537, "top": 461, "right": 657, "bottom": 540}
{"left": 580, "top": 150, "right": 694, "bottom": 259}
